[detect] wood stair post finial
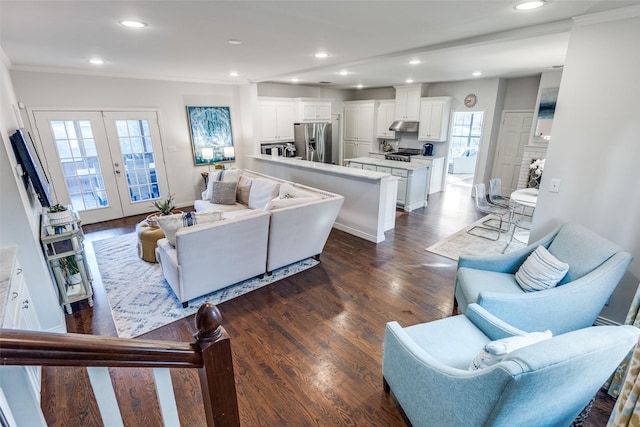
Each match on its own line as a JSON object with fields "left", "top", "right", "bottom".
{"left": 193, "top": 303, "right": 240, "bottom": 427}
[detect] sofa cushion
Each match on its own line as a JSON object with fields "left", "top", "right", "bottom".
{"left": 248, "top": 178, "right": 280, "bottom": 210}
{"left": 194, "top": 199, "right": 246, "bottom": 213}
{"left": 469, "top": 330, "right": 552, "bottom": 370}
{"left": 203, "top": 168, "right": 240, "bottom": 201}
{"left": 266, "top": 195, "right": 320, "bottom": 211}
{"left": 279, "top": 182, "right": 315, "bottom": 199}
{"left": 156, "top": 211, "right": 223, "bottom": 246}
{"left": 237, "top": 175, "right": 253, "bottom": 205}
{"left": 209, "top": 181, "right": 238, "bottom": 205}
{"left": 456, "top": 268, "right": 524, "bottom": 308}
{"left": 515, "top": 246, "right": 569, "bottom": 292}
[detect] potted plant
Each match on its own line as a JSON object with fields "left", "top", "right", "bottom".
{"left": 47, "top": 203, "right": 73, "bottom": 224}
{"left": 147, "top": 195, "right": 182, "bottom": 227}
{"left": 61, "top": 255, "right": 82, "bottom": 285}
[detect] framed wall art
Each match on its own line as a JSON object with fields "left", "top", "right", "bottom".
{"left": 187, "top": 106, "right": 235, "bottom": 165}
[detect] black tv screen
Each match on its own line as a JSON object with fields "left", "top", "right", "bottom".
{"left": 10, "top": 129, "right": 53, "bottom": 208}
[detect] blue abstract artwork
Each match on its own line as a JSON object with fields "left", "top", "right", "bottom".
{"left": 187, "top": 106, "right": 235, "bottom": 165}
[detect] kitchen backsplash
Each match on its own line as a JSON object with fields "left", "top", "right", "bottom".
{"left": 378, "top": 132, "right": 448, "bottom": 157}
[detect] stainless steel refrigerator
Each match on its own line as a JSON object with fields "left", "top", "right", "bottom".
{"left": 294, "top": 122, "right": 333, "bottom": 163}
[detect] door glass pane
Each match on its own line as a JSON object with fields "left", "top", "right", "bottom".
{"left": 115, "top": 119, "right": 160, "bottom": 202}
{"left": 50, "top": 120, "right": 110, "bottom": 211}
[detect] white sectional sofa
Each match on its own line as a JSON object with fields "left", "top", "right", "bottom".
{"left": 155, "top": 169, "right": 344, "bottom": 307}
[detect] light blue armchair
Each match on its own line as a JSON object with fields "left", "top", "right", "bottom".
{"left": 382, "top": 303, "right": 640, "bottom": 427}
{"left": 454, "top": 222, "right": 633, "bottom": 335}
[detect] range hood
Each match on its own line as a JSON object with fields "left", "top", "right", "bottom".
{"left": 389, "top": 120, "right": 419, "bottom": 132}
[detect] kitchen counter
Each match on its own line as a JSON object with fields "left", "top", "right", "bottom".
{"left": 248, "top": 155, "right": 398, "bottom": 243}
{"left": 345, "top": 156, "right": 444, "bottom": 170}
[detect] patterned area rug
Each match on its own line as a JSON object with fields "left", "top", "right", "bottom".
{"left": 426, "top": 216, "right": 527, "bottom": 261}
{"left": 93, "top": 233, "right": 318, "bottom": 338}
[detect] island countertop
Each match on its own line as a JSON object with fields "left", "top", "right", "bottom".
{"left": 249, "top": 155, "right": 397, "bottom": 181}
{"left": 345, "top": 156, "right": 444, "bottom": 170}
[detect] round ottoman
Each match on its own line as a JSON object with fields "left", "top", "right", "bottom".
{"left": 136, "top": 220, "right": 165, "bottom": 263}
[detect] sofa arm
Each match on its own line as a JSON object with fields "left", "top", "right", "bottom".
{"left": 465, "top": 304, "right": 526, "bottom": 340}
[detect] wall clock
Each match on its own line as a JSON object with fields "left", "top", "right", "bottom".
{"left": 464, "top": 93, "right": 478, "bottom": 108}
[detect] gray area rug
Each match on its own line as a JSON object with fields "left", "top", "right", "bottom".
{"left": 93, "top": 233, "right": 318, "bottom": 338}
{"left": 426, "top": 216, "right": 526, "bottom": 261}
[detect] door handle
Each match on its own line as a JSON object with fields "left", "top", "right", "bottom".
{"left": 115, "top": 169, "right": 121, "bottom": 174}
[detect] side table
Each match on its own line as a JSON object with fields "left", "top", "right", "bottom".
{"left": 136, "top": 220, "right": 165, "bottom": 263}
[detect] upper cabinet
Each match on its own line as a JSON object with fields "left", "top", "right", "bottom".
{"left": 294, "top": 98, "right": 332, "bottom": 123}
{"left": 418, "top": 97, "right": 452, "bottom": 142}
{"left": 394, "top": 84, "right": 422, "bottom": 121}
{"left": 259, "top": 98, "right": 295, "bottom": 142}
{"left": 376, "top": 100, "right": 396, "bottom": 139}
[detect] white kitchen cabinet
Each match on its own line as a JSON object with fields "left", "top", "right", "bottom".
{"left": 376, "top": 100, "right": 396, "bottom": 139}
{"left": 394, "top": 84, "right": 422, "bottom": 121}
{"left": 294, "top": 98, "right": 332, "bottom": 123}
{"left": 418, "top": 97, "right": 452, "bottom": 141}
{"left": 427, "top": 157, "right": 445, "bottom": 194}
{"left": 344, "top": 100, "right": 375, "bottom": 161}
{"left": 259, "top": 98, "right": 295, "bottom": 142}
{"left": 1, "top": 247, "right": 47, "bottom": 427}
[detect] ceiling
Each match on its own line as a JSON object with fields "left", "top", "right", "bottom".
{"left": 1, "top": 1, "right": 639, "bottom": 89}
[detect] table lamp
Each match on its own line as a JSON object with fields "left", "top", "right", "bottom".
{"left": 201, "top": 147, "right": 214, "bottom": 172}
{"left": 223, "top": 146, "right": 235, "bottom": 160}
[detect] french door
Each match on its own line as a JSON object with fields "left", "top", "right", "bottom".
{"left": 33, "top": 110, "right": 170, "bottom": 224}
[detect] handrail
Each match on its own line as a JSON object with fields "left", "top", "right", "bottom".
{"left": 0, "top": 302, "right": 240, "bottom": 427}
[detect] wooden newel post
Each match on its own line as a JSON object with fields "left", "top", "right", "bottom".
{"left": 194, "top": 303, "right": 240, "bottom": 427}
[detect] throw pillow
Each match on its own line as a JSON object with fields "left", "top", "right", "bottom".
{"left": 515, "top": 246, "right": 570, "bottom": 292}
{"left": 469, "top": 330, "right": 552, "bottom": 370}
{"left": 203, "top": 168, "right": 240, "bottom": 201}
{"left": 248, "top": 178, "right": 280, "bottom": 210}
{"left": 265, "top": 196, "right": 320, "bottom": 211}
{"left": 209, "top": 181, "right": 238, "bottom": 205}
{"left": 278, "top": 182, "right": 315, "bottom": 199}
{"left": 156, "top": 211, "right": 223, "bottom": 246}
{"left": 237, "top": 175, "right": 253, "bottom": 205}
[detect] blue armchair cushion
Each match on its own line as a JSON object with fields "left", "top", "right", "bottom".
{"left": 515, "top": 246, "right": 569, "bottom": 292}
{"left": 469, "top": 330, "right": 552, "bottom": 370}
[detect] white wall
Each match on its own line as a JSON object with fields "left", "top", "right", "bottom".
{"left": 344, "top": 87, "right": 395, "bottom": 101}
{"left": 503, "top": 75, "right": 541, "bottom": 110}
{"left": 531, "top": 9, "right": 640, "bottom": 323}
{"left": 11, "top": 71, "right": 243, "bottom": 205}
{"left": 1, "top": 56, "right": 65, "bottom": 332}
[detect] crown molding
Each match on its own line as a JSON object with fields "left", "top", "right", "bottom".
{"left": 573, "top": 4, "right": 640, "bottom": 26}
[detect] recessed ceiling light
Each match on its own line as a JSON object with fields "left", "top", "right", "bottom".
{"left": 228, "top": 39, "right": 242, "bottom": 45}
{"left": 230, "top": 72, "right": 239, "bottom": 77}
{"left": 405, "top": 79, "right": 414, "bottom": 84}
{"left": 89, "top": 58, "right": 104, "bottom": 65}
{"left": 338, "top": 70, "right": 349, "bottom": 76}
{"left": 119, "top": 20, "right": 147, "bottom": 28}
{"left": 314, "top": 52, "right": 329, "bottom": 59}
{"left": 514, "top": 1, "right": 546, "bottom": 10}
{"left": 291, "top": 77, "right": 300, "bottom": 83}
{"left": 409, "top": 60, "right": 421, "bottom": 65}
{"left": 472, "top": 71, "right": 482, "bottom": 77}
{"left": 356, "top": 84, "right": 364, "bottom": 89}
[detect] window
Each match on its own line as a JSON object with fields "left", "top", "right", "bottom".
{"left": 448, "top": 112, "right": 484, "bottom": 159}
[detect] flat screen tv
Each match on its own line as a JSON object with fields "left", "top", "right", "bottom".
{"left": 10, "top": 129, "right": 53, "bottom": 208}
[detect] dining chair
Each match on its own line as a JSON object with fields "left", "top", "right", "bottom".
{"left": 489, "top": 178, "right": 511, "bottom": 208}
{"left": 467, "top": 183, "right": 511, "bottom": 241}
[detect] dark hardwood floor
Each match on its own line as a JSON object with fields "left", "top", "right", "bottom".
{"left": 41, "top": 178, "right": 614, "bottom": 426}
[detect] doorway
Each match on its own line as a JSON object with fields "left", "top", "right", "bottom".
{"left": 33, "top": 110, "right": 170, "bottom": 224}
{"left": 490, "top": 110, "right": 534, "bottom": 195}
{"left": 447, "top": 111, "right": 484, "bottom": 188}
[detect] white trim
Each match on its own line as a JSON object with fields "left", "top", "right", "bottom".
{"left": 573, "top": 5, "right": 640, "bottom": 26}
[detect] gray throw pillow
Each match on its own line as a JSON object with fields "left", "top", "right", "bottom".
{"left": 209, "top": 181, "right": 238, "bottom": 205}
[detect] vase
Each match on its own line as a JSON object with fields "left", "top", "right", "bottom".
{"left": 48, "top": 209, "right": 74, "bottom": 225}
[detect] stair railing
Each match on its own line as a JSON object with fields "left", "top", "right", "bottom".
{"left": 0, "top": 303, "right": 240, "bottom": 427}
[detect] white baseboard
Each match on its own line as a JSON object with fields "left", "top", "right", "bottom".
{"left": 332, "top": 223, "right": 383, "bottom": 243}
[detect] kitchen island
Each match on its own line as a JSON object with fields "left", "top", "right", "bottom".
{"left": 248, "top": 155, "right": 398, "bottom": 243}
{"left": 344, "top": 156, "right": 445, "bottom": 212}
